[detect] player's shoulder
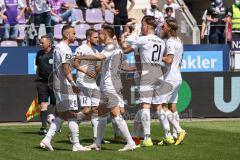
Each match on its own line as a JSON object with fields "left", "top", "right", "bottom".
{"left": 104, "top": 43, "right": 117, "bottom": 52}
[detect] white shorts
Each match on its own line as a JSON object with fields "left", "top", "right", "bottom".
{"left": 99, "top": 90, "right": 124, "bottom": 108}
{"left": 154, "top": 80, "right": 182, "bottom": 104}
{"left": 54, "top": 89, "right": 78, "bottom": 112}
{"left": 139, "top": 78, "right": 173, "bottom": 104}
{"left": 78, "top": 85, "right": 100, "bottom": 107}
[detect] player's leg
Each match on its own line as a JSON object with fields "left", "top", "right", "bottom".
{"left": 112, "top": 106, "right": 124, "bottom": 142}
{"left": 40, "top": 90, "right": 63, "bottom": 151}
{"left": 108, "top": 92, "right": 136, "bottom": 151}
{"left": 139, "top": 103, "right": 153, "bottom": 147}
{"left": 91, "top": 106, "right": 99, "bottom": 141}
{"left": 166, "top": 81, "right": 186, "bottom": 145}
{"left": 131, "top": 109, "right": 144, "bottom": 145}
{"left": 153, "top": 103, "right": 174, "bottom": 145}
{"left": 111, "top": 106, "right": 136, "bottom": 151}
{"left": 36, "top": 81, "right": 50, "bottom": 135}
{"left": 40, "top": 116, "right": 64, "bottom": 151}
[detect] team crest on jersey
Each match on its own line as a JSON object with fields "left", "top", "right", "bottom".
{"left": 65, "top": 54, "right": 71, "bottom": 61}
{"left": 49, "top": 58, "right": 53, "bottom": 64}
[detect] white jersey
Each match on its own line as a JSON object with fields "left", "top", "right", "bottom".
{"left": 53, "top": 41, "right": 72, "bottom": 90}
{"left": 74, "top": 44, "right": 99, "bottom": 89}
{"left": 163, "top": 3, "right": 181, "bottom": 18}
{"left": 132, "top": 34, "right": 165, "bottom": 78}
{"left": 164, "top": 37, "right": 183, "bottom": 81}
{"left": 100, "top": 43, "right": 123, "bottom": 92}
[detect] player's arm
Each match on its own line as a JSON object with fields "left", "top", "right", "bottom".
{"left": 75, "top": 53, "right": 106, "bottom": 61}
{"left": 120, "top": 32, "right": 134, "bottom": 54}
{"left": 162, "top": 54, "right": 174, "bottom": 64}
{"left": 121, "top": 61, "right": 136, "bottom": 71}
{"left": 72, "top": 54, "right": 97, "bottom": 78}
{"left": 162, "top": 41, "right": 174, "bottom": 64}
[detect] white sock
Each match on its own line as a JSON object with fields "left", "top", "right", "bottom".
{"left": 113, "top": 115, "right": 135, "bottom": 145}
{"left": 156, "top": 110, "right": 172, "bottom": 138}
{"left": 91, "top": 113, "right": 99, "bottom": 138}
{"left": 140, "top": 109, "right": 151, "bottom": 139}
{"left": 132, "top": 110, "right": 143, "bottom": 137}
{"left": 68, "top": 119, "right": 80, "bottom": 145}
{"left": 112, "top": 118, "right": 122, "bottom": 137}
{"left": 172, "top": 127, "right": 178, "bottom": 139}
{"left": 173, "top": 112, "right": 182, "bottom": 134}
{"left": 95, "top": 116, "right": 107, "bottom": 146}
{"left": 44, "top": 117, "right": 63, "bottom": 142}
{"left": 166, "top": 110, "right": 183, "bottom": 133}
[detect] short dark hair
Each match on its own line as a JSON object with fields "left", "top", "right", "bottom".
{"left": 61, "top": 24, "right": 74, "bottom": 36}
{"left": 86, "top": 28, "right": 97, "bottom": 38}
{"left": 165, "top": 7, "right": 173, "bottom": 13}
{"left": 142, "top": 15, "right": 157, "bottom": 30}
{"left": 40, "top": 35, "right": 51, "bottom": 41}
{"left": 102, "top": 25, "right": 115, "bottom": 38}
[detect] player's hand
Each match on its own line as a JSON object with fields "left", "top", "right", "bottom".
{"left": 86, "top": 70, "right": 97, "bottom": 78}
{"left": 72, "top": 85, "right": 80, "bottom": 94}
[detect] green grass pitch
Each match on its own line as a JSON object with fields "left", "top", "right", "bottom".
{"left": 0, "top": 121, "right": 239, "bottom": 160}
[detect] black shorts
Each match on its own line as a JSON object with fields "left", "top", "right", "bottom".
{"left": 36, "top": 81, "right": 56, "bottom": 104}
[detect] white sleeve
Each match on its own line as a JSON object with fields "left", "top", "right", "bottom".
{"left": 18, "top": 0, "right": 25, "bottom": 9}
{"left": 74, "top": 46, "right": 83, "bottom": 57}
{"left": 166, "top": 39, "right": 175, "bottom": 56}
{"left": 125, "top": 34, "right": 137, "bottom": 45}
{"left": 131, "top": 36, "right": 145, "bottom": 50}
{"left": 202, "top": 10, "right": 207, "bottom": 21}
{"left": 101, "top": 50, "right": 112, "bottom": 59}
{"left": 61, "top": 48, "right": 72, "bottom": 64}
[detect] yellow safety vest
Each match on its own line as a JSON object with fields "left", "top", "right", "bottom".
{"left": 232, "top": 4, "right": 240, "bottom": 30}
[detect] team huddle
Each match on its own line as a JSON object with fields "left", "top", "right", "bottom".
{"left": 39, "top": 15, "right": 186, "bottom": 152}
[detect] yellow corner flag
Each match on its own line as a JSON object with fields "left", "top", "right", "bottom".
{"left": 25, "top": 96, "right": 41, "bottom": 121}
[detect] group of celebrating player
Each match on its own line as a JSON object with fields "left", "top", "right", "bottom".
{"left": 39, "top": 15, "right": 186, "bottom": 152}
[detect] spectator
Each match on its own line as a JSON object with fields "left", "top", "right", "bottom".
{"left": 142, "top": 0, "right": 164, "bottom": 36}
{"left": 0, "top": 0, "right": 25, "bottom": 40}
{"left": 76, "top": 0, "right": 101, "bottom": 21}
{"left": 165, "top": 7, "right": 173, "bottom": 19}
{"left": 201, "top": 9, "right": 211, "bottom": 44}
{"left": 35, "top": 35, "right": 56, "bottom": 135}
{"left": 100, "top": 0, "right": 118, "bottom": 19}
{"left": 26, "top": 0, "right": 53, "bottom": 45}
{"left": 49, "top": 0, "right": 78, "bottom": 25}
{"left": 163, "top": 0, "right": 184, "bottom": 18}
{"left": 228, "top": 0, "right": 240, "bottom": 38}
{"left": 113, "top": 0, "right": 135, "bottom": 40}
{"left": 207, "top": 0, "right": 228, "bottom": 44}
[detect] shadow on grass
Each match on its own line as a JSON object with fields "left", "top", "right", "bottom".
{"left": 34, "top": 146, "right": 69, "bottom": 151}
{"left": 21, "top": 131, "right": 40, "bottom": 135}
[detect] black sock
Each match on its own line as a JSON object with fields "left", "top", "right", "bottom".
{"left": 40, "top": 111, "right": 48, "bottom": 129}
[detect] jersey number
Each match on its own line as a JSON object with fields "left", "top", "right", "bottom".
{"left": 152, "top": 44, "right": 162, "bottom": 61}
